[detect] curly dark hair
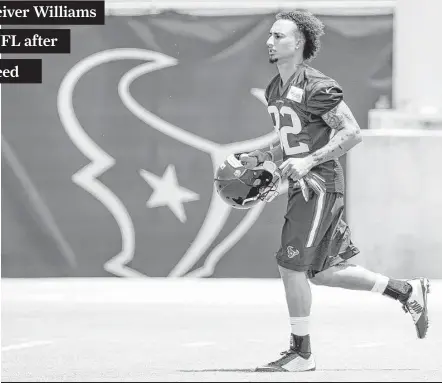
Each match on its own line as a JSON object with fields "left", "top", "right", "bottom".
{"left": 275, "top": 10, "right": 325, "bottom": 61}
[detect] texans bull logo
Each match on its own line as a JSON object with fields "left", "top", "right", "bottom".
{"left": 57, "top": 49, "right": 288, "bottom": 278}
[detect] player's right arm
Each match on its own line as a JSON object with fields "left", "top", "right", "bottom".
{"left": 240, "top": 144, "right": 283, "bottom": 169}
{"left": 265, "top": 144, "right": 283, "bottom": 163}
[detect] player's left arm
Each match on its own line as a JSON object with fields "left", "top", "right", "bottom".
{"left": 308, "top": 101, "right": 362, "bottom": 167}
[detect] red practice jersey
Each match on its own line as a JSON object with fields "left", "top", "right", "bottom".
{"left": 265, "top": 63, "right": 345, "bottom": 193}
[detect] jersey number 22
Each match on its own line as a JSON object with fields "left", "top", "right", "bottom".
{"left": 268, "top": 105, "right": 309, "bottom": 155}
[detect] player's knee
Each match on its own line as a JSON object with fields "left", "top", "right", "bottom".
{"left": 309, "top": 274, "right": 322, "bottom": 285}
{"left": 309, "top": 268, "right": 333, "bottom": 286}
{"left": 310, "top": 262, "right": 355, "bottom": 286}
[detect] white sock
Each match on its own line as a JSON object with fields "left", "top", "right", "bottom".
{"left": 371, "top": 274, "right": 389, "bottom": 294}
{"left": 290, "top": 316, "right": 310, "bottom": 336}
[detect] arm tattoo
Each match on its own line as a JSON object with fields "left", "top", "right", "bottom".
{"left": 310, "top": 102, "right": 362, "bottom": 166}
{"left": 310, "top": 130, "right": 358, "bottom": 166}
{"left": 322, "top": 101, "right": 358, "bottom": 131}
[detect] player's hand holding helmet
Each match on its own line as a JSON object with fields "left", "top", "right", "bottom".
{"left": 238, "top": 150, "right": 315, "bottom": 203}
{"left": 214, "top": 154, "right": 281, "bottom": 209}
{"left": 239, "top": 150, "right": 270, "bottom": 169}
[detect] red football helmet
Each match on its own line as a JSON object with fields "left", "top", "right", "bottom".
{"left": 214, "top": 154, "right": 281, "bottom": 209}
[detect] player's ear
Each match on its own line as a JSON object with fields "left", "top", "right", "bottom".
{"left": 294, "top": 29, "right": 304, "bottom": 48}
{"left": 298, "top": 37, "right": 305, "bottom": 49}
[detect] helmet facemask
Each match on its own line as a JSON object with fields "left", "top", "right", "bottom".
{"left": 214, "top": 154, "right": 281, "bottom": 209}
{"left": 242, "top": 160, "right": 281, "bottom": 203}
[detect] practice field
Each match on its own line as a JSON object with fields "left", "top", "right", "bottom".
{"left": 2, "top": 278, "right": 441, "bottom": 382}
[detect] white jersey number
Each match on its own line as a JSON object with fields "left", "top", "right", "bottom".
{"left": 268, "top": 105, "right": 309, "bottom": 155}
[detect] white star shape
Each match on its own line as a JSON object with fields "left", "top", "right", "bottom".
{"left": 139, "top": 165, "right": 200, "bottom": 223}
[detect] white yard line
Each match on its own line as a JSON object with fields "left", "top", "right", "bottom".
{"left": 353, "top": 342, "right": 386, "bottom": 348}
{"left": 2, "top": 340, "right": 54, "bottom": 352}
{"left": 182, "top": 341, "right": 215, "bottom": 348}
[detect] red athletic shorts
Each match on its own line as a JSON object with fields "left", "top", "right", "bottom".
{"left": 275, "top": 186, "right": 360, "bottom": 278}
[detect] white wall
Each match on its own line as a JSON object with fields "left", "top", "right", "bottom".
{"left": 347, "top": 131, "right": 442, "bottom": 278}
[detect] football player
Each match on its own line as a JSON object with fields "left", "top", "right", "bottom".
{"left": 239, "top": 11, "right": 430, "bottom": 372}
